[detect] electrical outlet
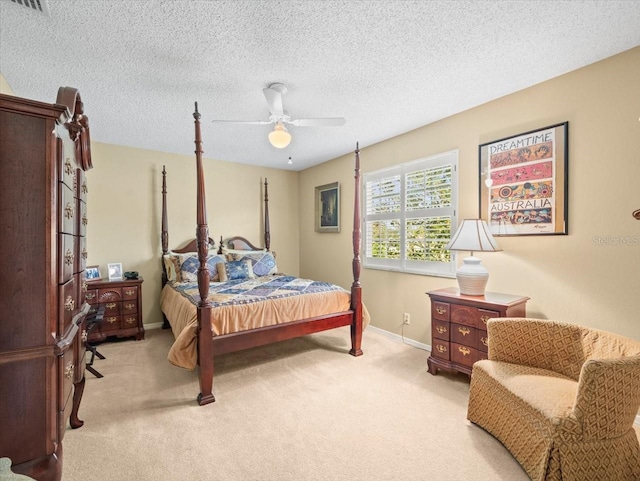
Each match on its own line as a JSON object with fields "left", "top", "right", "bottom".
{"left": 403, "top": 312, "right": 410, "bottom": 325}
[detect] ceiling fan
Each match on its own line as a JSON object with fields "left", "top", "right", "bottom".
{"left": 212, "top": 83, "right": 346, "bottom": 148}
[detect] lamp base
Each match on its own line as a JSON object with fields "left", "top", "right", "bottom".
{"left": 456, "top": 255, "right": 489, "bottom": 296}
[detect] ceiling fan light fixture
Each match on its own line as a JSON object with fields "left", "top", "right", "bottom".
{"left": 268, "top": 123, "right": 291, "bottom": 149}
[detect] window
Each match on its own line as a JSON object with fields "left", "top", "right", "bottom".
{"left": 363, "top": 150, "right": 458, "bottom": 277}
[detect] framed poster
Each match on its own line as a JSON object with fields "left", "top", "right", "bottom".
{"left": 479, "top": 122, "right": 568, "bottom": 236}
{"left": 315, "top": 182, "right": 340, "bottom": 233}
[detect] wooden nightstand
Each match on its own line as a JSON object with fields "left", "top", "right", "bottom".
{"left": 86, "top": 277, "right": 144, "bottom": 341}
{"left": 426, "top": 288, "right": 529, "bottom": 377}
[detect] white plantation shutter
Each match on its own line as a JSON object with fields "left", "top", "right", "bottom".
{"left": 363, "top": 150, "right": 458, "bottom": 277}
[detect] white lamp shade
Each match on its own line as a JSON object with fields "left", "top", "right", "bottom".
{"left": 446, "top": 219, "right": 501, "bottom": 296}
{"left": 268, "top": 123, "right": 291, "bottom": 149}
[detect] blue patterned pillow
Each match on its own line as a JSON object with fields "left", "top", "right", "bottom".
{"left": 179, "top": 254, "right": 226, "bottom": 282}
{"left": 229, "top": 251, "right": 278, "bottom": 277}
{"left": 222, "top": 259, "right": 255, "bottom": 281}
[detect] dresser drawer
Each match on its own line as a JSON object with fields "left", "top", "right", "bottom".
{"left": 432, "top": 318, "right": 450, "bottom": 341}
{"left": 122, "top": 300, "right": 137, "bottom": 315}
{"left": 450, "top": 323, "right": 478, "bottom": 346}
{"left": 431, "top": 339, "right": 450, "bottom": 361}
{"left": 432, "top": 301, "right": 450, "bottom": 321}
{"left": 59, "top": 347, "right": 75, "bottom": 413}
{"left": 102, "top": 315, "right": 121, "bottom": 331}
{"left": 78, "top": 236, "right": 87, "bottom": 273}
{"left": 78, "top": 200, "right": 87, "bottom": 237}
{"left": 85, "top": 289, "right": 98, "bottom": 304}
{"left": 103, "top": 301, "right": 120, "bottom": 316}
{"left": 58, "top": 233, "right": 75, "bottom": 284}
{"left": 59, "top": 153, "right": 77, "bottom": 192}
{"left": 122, "top": 314, "right": 139, "bottom": 328}
{"left": 59, "top": 182, "right": 76, "bottom": 235}
{"left": 450, "top": 342, "right": 478, "bottom": 368}
{"left": 98, "top": 287, "right": 122, "bottom": 303}
{"left": 59, "top": 277, "right": 77, "bottom": 330}
{"left": 122, "top": 285, "right": 138, "bottom": 300}
{"left": 78, "top": 170, "right": 88, "bottom": 203}
{"left": 451, "top": 305, "right": 500, "bottom": 329}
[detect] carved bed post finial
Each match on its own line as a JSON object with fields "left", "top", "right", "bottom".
{"left": 161, "top": 165, "right": 168, "bottom": 256}
{"left": 633, "top": 209, "right": 640, "bottom": 220}
{"left": 264, "top": 178, "right": 271, "bottom": 251}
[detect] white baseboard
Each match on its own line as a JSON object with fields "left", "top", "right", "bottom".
{"left": 367, "top": 325, "right": 431, "bottom": 352}
{"left": 144, "top": 321, "right": 164, "bottom": 330}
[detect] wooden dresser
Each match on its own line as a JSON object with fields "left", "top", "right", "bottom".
{"left": 0, "top": 87, "right": 93, "bottom": 481}
{"left": 86, "top": 278, "right": 145, "bottom": 341}
{"left": 427, "top": 288, "right": 529, "bottom": 377}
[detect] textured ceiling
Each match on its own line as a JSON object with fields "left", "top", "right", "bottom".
{"left": 1, "top": 1, "right": 639, "bottom": 171}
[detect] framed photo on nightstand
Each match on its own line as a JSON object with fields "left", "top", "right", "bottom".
{"left": 85, "top": 265, "right": 101, "bottom": 281}
{"left": 107, "top": 262, "right": 123, "bottom": 281}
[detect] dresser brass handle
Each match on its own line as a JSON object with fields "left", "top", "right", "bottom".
{"left": 105, "top": 302, "right": 117, "bottom": 309}
{"left": 82, "top": 247, "right": 88, "bottom": 259}
{"left": 458, "top": 326, "right": 471, "bottom": 336}
{"left": 64, "top": 158, "right": 74, "bottom": 175}
{"left": 65, "top": 362, "right": 74, "bottom": 380}
{"left": 458, "top": 346, "right": 471, "bottom": 356}
{"left": 82, "top": 181, "right": 88, "bottom": 194}
{"left": 82, "top": 214, "right": 88, "bottom": 226}
{"left": 125, "top": 303, "right": 135, "bottom": 310}
{"left": 125, "top": 317, "right": 136, "bottom": 324}
{"left": 481, "top": 337, "right": 488, "bottom": 347}
{"left": 65, "top": 203, "right": 74, "bottom": 219}
{"left": 65, "top": 296, "right": 75, "bottom": 312}
{"left": 480, "top": 316, "right": 490, "bottom": 325}
{"left": 436, "top": 306, "right": 446, "bottom": 315}
{"left": 86, "top": 293, "right": 95, "bottom": 300}
{"left": 81, "top": 330, "right": 88, "bottom": 342}
{"left": 106, "top": 316, "right": 117, "bottom": 324}
{"left": 125, "top": 289, "right": 135, "bottom": 296}
{"left": 435, "top": 326, "right": 447, "bottom": 334}
{"left": 65, "top": 249, "right": 74, "bottom": 265}
{"left": 436, "top": 344, "right": 447, "bottom": 353}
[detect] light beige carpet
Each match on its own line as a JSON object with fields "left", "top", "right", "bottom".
{"left": 63, "top": 327, "right": 532, "bottom": 481}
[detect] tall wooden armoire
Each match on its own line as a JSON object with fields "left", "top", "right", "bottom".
{"left": 0, "top": 87, "right": 93, "bottom": 481}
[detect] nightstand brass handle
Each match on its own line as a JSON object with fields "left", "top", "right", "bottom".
{"left": 125, "top": 317, "right": 136, "bottom": 324}
{"left": 480, "top": 316, "right": 490, "bottom": 325}
{"left": 436, "top": 326, "right": 447, "bottom": 334}
{"left": 65, "top": 249, "right": 74, "bottom": 265}
{"left": 106, "top": 316, "right": 117, "bottom": 324}
{"left": 86, "top": 293, "right": 95, "bottom": 300}
{"left": 65, "top": 296, "right": 75, "bottom": 312}
{"left": 125, "top": 289, "right": 135, "bottom": 296}
{"left": 65, "top": 203, "right": 74, "bottom": 219}
{"left": 125, "top": 303, "right": 135, "bottom": 309}
{"left": 458, "top": 346, "right": 471, "bottom": 356}
{"left": 481, "top": 337, "right": 488, "bottom": 347}
{"left": 436, "top": 344, "right": 447, "bottom": 353}
{"left": 458, "top": 326, "right": 470, "bottom": 336}
{"left": 64, "top": 158, "right": 74, "bottom": 175}
{"left": 436, "top": 306, "right": 446, "bottom": 315}
{"left": 105, "top": 302, "right": 117, "bottom": 309}
{"left": 65, "top": 362, "right": 74, "bottom": 379}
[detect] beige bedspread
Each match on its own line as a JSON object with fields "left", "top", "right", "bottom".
{"left": 161, "top": 276, "right": 369, "bottom": 369}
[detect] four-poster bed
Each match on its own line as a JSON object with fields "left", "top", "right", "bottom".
{"left": 160, "top": 103, "right": 365, "bottom": 405}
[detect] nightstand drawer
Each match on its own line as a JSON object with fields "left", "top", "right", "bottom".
{"left": 451, "top": 323, "right": 478, "bottom": 346}
{"left": 432, "top": 319, "right": 450, "bottom": 341}
{"left": 102, "top": 315, "right": 121, "bottom": 331}
{"left": 477, "top": 333, "right": 489, "bottom": 352}
{"left": 122, "top": 315, "right": 138, "bottom": 327}
{"left": 122, "top": 301, "right": 137, "bottom": 315}
{"left": 98, "top": 287, "right": 122, "bottom": 303}
{"left": 451, "top": 305, "right": 499, "bottom": 329}
{"left": 450, "top": 342, "right": 478, "bottom": 368}
{"left": 122, "top": 285, "right": 138, "bottom": 300}
{"left": 478, "top": 309, "right": 499, "bottom": 329}
{"left": 432, "top": 301, "right": 450, "bottom": 321}
{"left": 431, "top": 340, "right": 450, "bottom": 361}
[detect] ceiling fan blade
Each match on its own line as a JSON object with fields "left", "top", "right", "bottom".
{"left": 263, "top": 87, "right": 284, "bottom": 116}
{"left": 288, "top": 117, "right": 346, "bottom": 127}
{"left": 212, "top": 119, "right": 274, "bottom": 125}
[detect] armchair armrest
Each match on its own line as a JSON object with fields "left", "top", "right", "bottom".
{"left": 573, "top": 355, "right": 640, "bottom": 439}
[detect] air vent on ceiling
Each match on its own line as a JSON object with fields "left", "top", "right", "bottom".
{"left": 3, "top": 0, "right": 50, "bottom": 16}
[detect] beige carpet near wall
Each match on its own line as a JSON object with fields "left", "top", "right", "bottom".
{"left": 63, "top": 328, "right": 536, "bottom": 481}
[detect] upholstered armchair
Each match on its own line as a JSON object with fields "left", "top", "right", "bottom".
{"left": 467, "top": 318, "right": 640, "bottom": 481}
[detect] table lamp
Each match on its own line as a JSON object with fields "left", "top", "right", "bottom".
{"left": 445, "top": 219, "right": 501, "bottom": 296}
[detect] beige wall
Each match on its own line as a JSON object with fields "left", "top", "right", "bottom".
{"left": 299, "top": 46, "right": 640, "bottom": 343}
{"left": 86, "top": 142, "right": 299, "bottom": 327}
{"left": 0, "top": 73, "right": 14, "bottom": 94}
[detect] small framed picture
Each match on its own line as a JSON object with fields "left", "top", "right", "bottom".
{"left": 85, "top": 265, "right": 101, "bottom": 281}
{"left": 107, "top": 262, "right": 123, "bottom": 281}
{"left": 315, "top": 182, "right": 340, "bottom": 233}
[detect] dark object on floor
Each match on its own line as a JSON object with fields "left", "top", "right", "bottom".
{"left": 85, "top": 306, "right": 106, "bottom": 378}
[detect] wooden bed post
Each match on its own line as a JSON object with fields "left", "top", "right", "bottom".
{"left": 350, "top": 143, "right": 364, "bottom": 356}
{"left": 193, "top": 102, "right": 215, "bottom": 405}
{"left": 264, "top": 178, "right": 271, "bottom": 251}
{"left": 160, "top": 165, "right": 171, "bottom": 329}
